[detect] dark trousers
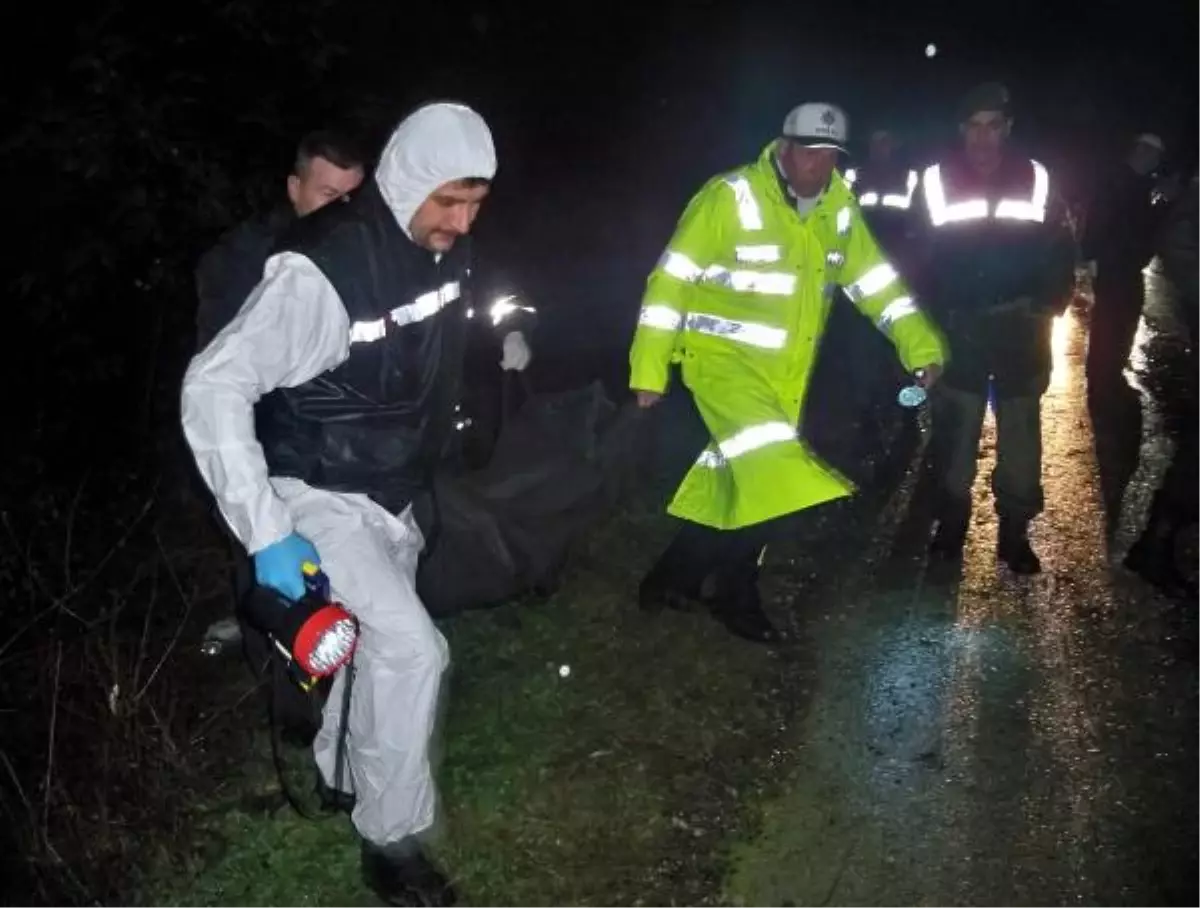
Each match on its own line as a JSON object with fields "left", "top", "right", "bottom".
{"left": 931, "top": 385, "right": 1044, "bottom": 521}
{"left": 645, "top": 517, "right": 781, "bottom": 603}
{"left": 1087, "top": 268, "right": 1145, "bottom": 392}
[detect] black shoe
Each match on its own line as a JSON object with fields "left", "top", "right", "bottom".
{"left": 711, "top": 587, "right": 784, "bottom": 645}
{"left": 998, "top": 518, "right": 1041, "bottom": 575}
{"left": 362, "top": 839, "right": 457, "bottom": 907}
{"left": 929, "top": 496, "right": 970, "bottom": 560}
{"left": 315, "top": 774, "right": 355, "bottom": 815}
{"left": 929, "top": 515, "right": 969, "bottom": 560}
{"left": 1124, "top": 531, "right": 1187, "bottom": 594}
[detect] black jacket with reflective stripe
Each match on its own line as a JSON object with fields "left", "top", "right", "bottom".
{"left": 255, "top": 181, "right": 472, "bottom": 514}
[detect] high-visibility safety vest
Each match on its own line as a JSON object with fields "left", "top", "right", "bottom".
{"left": 920, "top": 157, "right": 1050, "bottom": 227}
{"left": 630, "top": 141, "right": 947, "bottom": 530}
{"left": 844, "top": 166, "right": 920, "bottom": 210}
{"left": 914, "top": 152, "right": 1075, "bottom": 398}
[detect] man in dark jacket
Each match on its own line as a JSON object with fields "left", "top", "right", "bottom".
{"left": 1123, "top": 172, "right": 1198, "bottom": 595}
{"left": 194, "top": 130, "right": 367, "bottom": 351}
{"left": 1081, "top": 133, "right": 1168, "bottom": 398}
{"left": 838, "top": 126, "right": 924, "bottom": 470}
{"left": 913, "top": 83, "right": 1076, "bottom": 574}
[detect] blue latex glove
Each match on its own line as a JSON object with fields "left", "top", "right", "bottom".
{"left": 254, "top": 532, "right": 320, "bottom": 601}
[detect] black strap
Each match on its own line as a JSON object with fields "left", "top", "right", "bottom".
{"left": 266, "top": 649, "right": 355, "bottom": 822}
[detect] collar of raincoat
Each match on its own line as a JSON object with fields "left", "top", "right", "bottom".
{"left": 374, "top": 102, "right": 498, "bottom": 241}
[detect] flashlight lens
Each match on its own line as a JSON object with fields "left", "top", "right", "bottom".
{"left": 308, "top": 618, "right": 358, "bottom": 674}
{"left": 294, "top": 605, "right": 359, "bottom": 677}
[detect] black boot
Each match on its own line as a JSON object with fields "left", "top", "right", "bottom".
{"left": 930, "top": 498, "right": 970, "bottom": 560}
{"left": 361, "top": 838, "right": 457, "bottom": 907}
{"left": 1124, "top": 499, "right": 1187, "bottom": 593}
{"left": 998, "top": 517, "right": 1041, "bottom": 575}
{"left": 709, "top": 553, "right": 784, "bottom": 644}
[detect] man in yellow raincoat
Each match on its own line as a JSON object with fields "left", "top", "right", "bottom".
{"left": 630, "top": 102, "right": 947, "bottom": 643}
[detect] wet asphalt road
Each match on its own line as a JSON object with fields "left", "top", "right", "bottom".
{"left": 728, "top": 277, "right": 1198, "bottom": 906}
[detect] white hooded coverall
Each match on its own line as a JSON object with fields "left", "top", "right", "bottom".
{"left": 181, "top": 103, "right": 498, "bottom": 846}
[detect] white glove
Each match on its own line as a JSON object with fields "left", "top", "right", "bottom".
{"left": 500, "top": 331, "right": 531, "bottom": 372}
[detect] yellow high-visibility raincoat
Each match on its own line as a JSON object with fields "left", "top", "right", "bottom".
{"left": 630, "top": 141, "right": 946, "bottom": 530}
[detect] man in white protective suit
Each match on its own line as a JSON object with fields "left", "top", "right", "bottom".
{"left": 181, "top": 101, "right": 529, "bottom": 906}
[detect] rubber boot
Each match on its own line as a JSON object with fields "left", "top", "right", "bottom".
{"left": 709, "top": 552, "right": 784, "bottom": 644}
{"left": 998, "top": 517, "right": 1042, "bottom": 575}
{"left": 361, "top": 838, "right": 457, "bottom": 907}
{"left": 930, "top": 497, "right": 971, "bottom": 560}
{"left": 1124, "top": 497, "right": 1187, "bottom": 594}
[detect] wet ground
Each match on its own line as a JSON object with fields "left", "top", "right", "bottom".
{"left": 726, "top": 276, "right": 1198, "bottom": 905}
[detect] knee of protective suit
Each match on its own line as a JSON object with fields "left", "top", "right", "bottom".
{"left": 360, "top": 609, "right": 450, "bottom": 676}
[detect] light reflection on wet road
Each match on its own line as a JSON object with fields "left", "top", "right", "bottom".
{"left": 728, "top": 285, "right": 1197, "bottom": 906}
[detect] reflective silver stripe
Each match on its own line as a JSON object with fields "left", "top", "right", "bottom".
{"left": 923, "top": 164, "right": 988, "bottom": 226}
{"left": 685, "top": 312, "right": 787, "bottom": 349}
{"left": 836, "top": 206, "right": 853, "bottom": 236}
{"left": 995, "top": 160, "right": 1049, "bottom": 222}
{"left": 726, "top": 176, "right": 764, "bottom": 230}
{"left": 843, "top": 168, "right": 858, "bottom": 186}
{"left": 350, "top": 318, "right": 388, "bottom": 344}
{"left": 716, "top": 269, "right": 796, "bottom": 295}
{"left": 882, "top": 170, "right": 919, "bottom": 209}
{"left": 876, "top": 295, "right": 919, "bottom": 329}
{"left": 925, "top": 162, "right": 1047, "bottom": 225}
{"left": 735, "top": 244, "right": 782, "bottom": 263}
{"left": 639, "top": 304, "right": 684, "bottom": 331}
{"left": 695, "top": 421, "right": 798, "bottom": 469}
{"left": 659, "top": 250, "right": 704, "bottom": 281}
{"left": 846, "top": 263, "right": 898, "bottom": 302}
{"left": 826, "top": 251, "right": 845, "bottom": 268}
{"left": 859, "top": 191, "right": 880, "bottom": 207}
{"left": 390, "top": 280, "right": 462, "bottom": 327}
{"left": 660, "top": 252, "right": 796, "bottom": 296}
{"left": 489, "top": 295, "right": 536, "bottom": 325}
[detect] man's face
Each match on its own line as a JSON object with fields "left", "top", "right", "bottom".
{"left": 778, "top": 141, "right": 839, "bottom": 198}
{"left": 287, "top": 155, "right": 365, "bottom": 216}
{"left": 409, "top": 179, "right": 491, "bottom": 252}
{"left": 961, "top": 111, "right": 1010, "bottom": 172}
{"left": 1129, "top": 141, "right": 1163, "bottom": 176}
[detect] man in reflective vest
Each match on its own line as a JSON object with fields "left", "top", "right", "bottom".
{"left": 630, "top": 102, "right": 947, "bottom": 643}
{"left": 844, "top": 127, "right": 920, "bottom": 260}
{"left": 840, "top": 126, "right": 924, "bottom": 466}
{"left": 912, "top": 83, "right": 1075, "bottom": 573}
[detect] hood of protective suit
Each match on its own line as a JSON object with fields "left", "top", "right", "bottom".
{"left": 375, "top": 102, "right": 497, "bottom": 239}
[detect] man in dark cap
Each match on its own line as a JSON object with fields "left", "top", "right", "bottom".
{"left": 911, "top": 82, "right": 1076, "bottom": 573}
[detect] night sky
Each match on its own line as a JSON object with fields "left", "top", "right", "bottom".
{"left": 6, "top": 0, "right": 1197, "bottom": 431}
